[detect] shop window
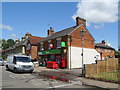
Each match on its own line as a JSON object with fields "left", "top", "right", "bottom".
{"left": 57, "top": 38, "right": 61, "bottom": 48}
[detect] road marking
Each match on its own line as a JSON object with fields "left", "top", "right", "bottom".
{"left": 48, "top": 81, "right": 83, "bottom": 88}
{"left": 9, "top": 75, "right": 15, "bottom": 79}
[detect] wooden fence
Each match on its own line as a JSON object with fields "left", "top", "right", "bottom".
{"left": 85, "top": 58, "right": 118, "bottom": 76}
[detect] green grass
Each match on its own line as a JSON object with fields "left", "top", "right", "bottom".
{"left": 90, "top": 70, "right": 119, "bottom": 82}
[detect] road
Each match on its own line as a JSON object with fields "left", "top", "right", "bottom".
{"left": 1, "top": 66, "right": 104, "bottom": 89}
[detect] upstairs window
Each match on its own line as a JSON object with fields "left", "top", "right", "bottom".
{"left": 98, "top": 48, "right": 100, "bottom": 51}
{"left": 27, "top": 44, "right": 31, "bottom": 50}
{"left": 57, "top": 38, "right": 61, "bottom": 48}
{"left": 40, "top": 42, "right": 44, "bottom": 51}
{"left": 48, "top": 40, "right": 51, "bottom": 49}
{"left": 108, "top": 49, "right": 111, "bottom": 52}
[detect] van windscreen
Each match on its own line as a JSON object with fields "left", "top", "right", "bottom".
{"left": 15, "top": 57, "right": 31, "bottom": 62}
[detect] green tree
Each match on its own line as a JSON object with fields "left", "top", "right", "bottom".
{"left": 1, "top": 39, "right": 15, "bottom": 50}
{"left": 115, "top": 50, "right": 120, "bottom": 59}
{"left": 7, "top": 39, "right": 15, "bottom": 47}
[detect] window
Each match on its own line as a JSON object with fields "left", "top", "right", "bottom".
{"left": 102, "top": 48, "right": 104, "bottom": 52}
{"left": 48, "top": 40, "right": 51, "bottom": 49}
{"left": 40, "top": 42, "right": 44, "bottom": 51}
{"left": 108, "top": 49, "right": 111, "bottom": 52}
{"left": 98, "top": 48, "right": 100, "bottom": 51}
{"left": 57, "top": 38, "right": 61, "bottom": 48}
{"left": 27, "top": 44, "right": 31, "bottom": 50}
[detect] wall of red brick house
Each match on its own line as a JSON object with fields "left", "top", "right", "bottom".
{"left": 39, "top": 35, "right": 68, "bottom": 51}
{"left": 95, "top": 47, "right": 115, "bottom": 60}
{"left": 70, "top": 26, "right": 95, "bottom": 49}
{"left": 31, "top": 46, "right": 37, "bottom": 59}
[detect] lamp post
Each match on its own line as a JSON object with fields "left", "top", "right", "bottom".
{"left": 80, "top": 29, "right": 86, "bottom": 77}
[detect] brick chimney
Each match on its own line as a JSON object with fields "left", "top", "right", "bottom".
{"left": 102, "top": 40, "right": 106, "bottom": 45}
{"left": 15, "top": 39, "right": 20, "bottom": 44}
{"left": 22, "top": 36, "right": 26, "bottom": 41}
{"left": 25, "top": 33, "right": 32, "bottom": 38}
{"left": 47, "top": 27, "right": 54, "bottom": 36}
{"left": 76, "top": 17, "right": 86, "bottom": 27}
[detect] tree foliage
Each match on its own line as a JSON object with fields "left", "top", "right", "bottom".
{"left": 1, "top": 39, "right": 15, "bottom": 50}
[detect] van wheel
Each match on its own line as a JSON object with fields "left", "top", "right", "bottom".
{"left": 13, "top": 68, "right": 18, "bottom": 73}
{"left": 6, "top": 65, "right": 10, "bottom": 71}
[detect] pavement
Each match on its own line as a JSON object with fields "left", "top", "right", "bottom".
{"left": 33, "top": 65, "right": 119, "bottom": 90}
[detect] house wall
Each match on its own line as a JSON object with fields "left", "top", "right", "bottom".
{"left": 70, "top": 26, "right": 95, "bottom": 49}
{"left": 95, "top": 47, "right": 115, "bottom": 60}
{"left": 39, "top": 35, "right": 68, "bottom": 51}
{"left": 31, "top": 46, "right": 37, "bottom": 60}
{"left": 68, "top": 46, "right": 100, "bottom": 69}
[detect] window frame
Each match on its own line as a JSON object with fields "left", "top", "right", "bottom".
{"left": 56, "top": 38, "right": 61, "bottom": 48}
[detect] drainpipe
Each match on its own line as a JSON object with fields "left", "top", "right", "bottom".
{"left": 67, "top": 36, "right": 72, "bottom": 69}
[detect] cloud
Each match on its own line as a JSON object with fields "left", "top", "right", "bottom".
{"left": 11, "top": 34, "right": 17, "bottom": 38}
{"left": 1, "top": 24, "right": 13, "bottom": 31}
{"left": 94, "top": 25, "right": 100, "bottom": 29}
{"left": 72, "top": 0, "right": 118, "bottom": 24}
{"left": 94, "top": 24, "right": 104, "bottom": 29}
{"left": 86, "top": 22, "right": 90, "bottom": 27}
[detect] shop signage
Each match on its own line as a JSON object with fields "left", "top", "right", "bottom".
{"left": 61, "top": 42, "right": 66, "bottom": 47}
{"left": 38, "top": 49, "right": 61, "bottom": 55}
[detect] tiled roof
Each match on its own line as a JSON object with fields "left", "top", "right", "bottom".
{"left": 40, "top": 26, "right": 77, "bottom": 42}
{"left": 29, "top": 36, "right": 45, "bottom": 45}
{"left": 95, "top": 44, "right": 114, "bottom": 50}
{"left": 5, "top": 36, "right": 44, "bottom": 51}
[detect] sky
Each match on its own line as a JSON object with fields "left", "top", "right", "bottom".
{"left": 1, "top": 1, "right": 119, "bottom": 50}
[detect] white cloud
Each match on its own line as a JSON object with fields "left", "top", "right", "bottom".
{"left": 86, "top": 22, "right": 90, "bottom": 27}
{"left": 1, "top": 24, "right": 13, "bottom": 31}
{"left": 94, "top": 24, "right": 104, "bottom": 29}
{"left": 94, "top": 25, "right": 100, "bottom": 29}
{"left": 72, "top": 0, "right": 118, "bottom": 23}
{"left": 11, "top": 34, "right": 17, "bottom": 38}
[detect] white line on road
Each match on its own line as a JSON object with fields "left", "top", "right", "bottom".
{"left": 48, "top": 82, "right": 83, "bottom": 88}
{"left": 9, "top": 75, "right": 15, "bottom": 79}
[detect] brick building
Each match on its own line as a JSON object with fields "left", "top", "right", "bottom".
{"left": 38, "top": 17, "right": 100, "bottom": 69}
{"left": 95, "top": 40, "right": 115, "bottom": 60}
{"left": 3, "top": 33, "right": 44, "bottom": 61}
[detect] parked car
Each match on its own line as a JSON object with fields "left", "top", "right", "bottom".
{"left": 0, "top": 58, "right": 4, "bottom": 66}
{"left": 6, "top": 55, "right": 34, "bottom": 73}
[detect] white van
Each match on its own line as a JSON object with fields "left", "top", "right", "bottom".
{"left": 6, "top": 55, "right": 34, "bottom": 73}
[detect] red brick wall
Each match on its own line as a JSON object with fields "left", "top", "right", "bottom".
{"left": 31, "top": 46, "right": 37, "bottom": 59}
{"left": 38, "top": 36, "right": 68, "bottom": 51}
{"left": 95, "top": 47, "right": 115, "bottom": 60}
{"left": 70, "top": 26, "right": 95, "bottom": 49}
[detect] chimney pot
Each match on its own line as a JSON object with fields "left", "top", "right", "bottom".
{"left": 102, "top": 40, "right": 106, "bottom": 45}
{"left": 76, "top": 17, "right": 86, "bottom": 27}
{"left": 47, "top": 27, "right": 54, "bottom": 36}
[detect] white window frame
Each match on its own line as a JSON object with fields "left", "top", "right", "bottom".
{"left": 98, "top": 48, "right": 100, "bottom": 51}
{"left": 40, "top": 42, "right": 44, "bottom": 51}
{"left": 27, "top": 43, "right": 31, "bottom": 50}
{"left": 56, "top": 38, "right": 61, "bottom": 48}
{"left": 48, "top": 40, "right": 51, "bottom": 50}
{"left": 108, "top": 49, "right": 111, "bottom": 52}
